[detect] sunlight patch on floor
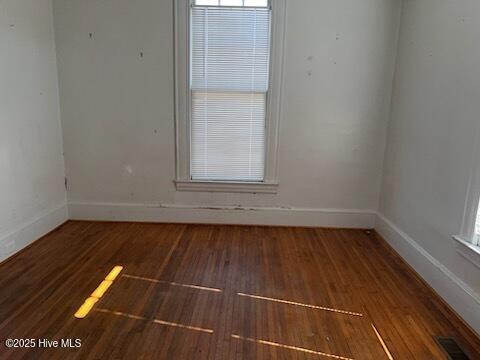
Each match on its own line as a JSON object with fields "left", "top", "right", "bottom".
{"left": 122, "top": 274, "right": 222, "bottom": 293}
{"left": 95, "top": 308, "right": 214, "bottom": 334}
{"left": 237, "top": 292, "right": 363, "bottom": 317}
{"left": 371, "top": 323, "right": 394, "bottom": 360}
{"left": 74, "top": 266, "right": 123, "bottom": 319}
{"left": 231, "top": 334, "right": 354, "bottom": 360}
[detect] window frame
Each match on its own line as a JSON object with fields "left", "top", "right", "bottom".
{"left": 174, "top": 0, "right": 286, "bottom": 193}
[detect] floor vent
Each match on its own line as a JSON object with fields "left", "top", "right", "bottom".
{"left": 434, "top": 337, "right": 469, "bottom": 360}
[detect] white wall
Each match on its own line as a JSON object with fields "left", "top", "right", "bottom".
{"left": 0, "top": 0, "right": 67, "bottom": 262}
{"left": 53, "top": 0, "right": 401, "bottom": 226}
{"left": 378, "top": 0, "right": 480, "bottom": 333}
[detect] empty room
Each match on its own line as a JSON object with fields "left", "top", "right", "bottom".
{"left": 1, "top": 0, "right": 480, "bottom": 358}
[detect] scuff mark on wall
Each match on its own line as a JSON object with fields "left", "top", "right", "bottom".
{"left": 153, "top": 204, "right": 294, "bottom": 212}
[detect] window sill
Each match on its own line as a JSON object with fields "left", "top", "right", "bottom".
{"left": 452, "top": 235, "right": 480, "bottom": 269}
{"left": 175, "top": 180, "right": 278, "bottom": 194}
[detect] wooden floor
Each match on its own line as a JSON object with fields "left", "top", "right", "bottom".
{"left": 0, "top": 222, "right": 479, "bottom": 359}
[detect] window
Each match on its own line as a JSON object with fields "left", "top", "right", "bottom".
{"left": 462, "top": 156, "right": 480, "bottom": 247}
{"left": 174, "top": 0, "right": 285, "bottom": 193}
{"left": 454, "top": 194, "right": 480, "bottom": 262}
{"left": 454, "top": 142, "right": 480, "bottom": 256}
{"left": 190, "top": 1, "right": 270, "bottom": 181}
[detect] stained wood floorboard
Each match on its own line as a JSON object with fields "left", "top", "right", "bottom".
{"left": 0, "top": 221, "right": 479, "bottom": 359}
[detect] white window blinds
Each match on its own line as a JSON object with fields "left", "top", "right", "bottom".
{"left": 190, "top": 3, "right": 271, "bottom": 181}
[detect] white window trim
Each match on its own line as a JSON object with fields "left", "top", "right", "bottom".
{"left": 453, "top": 236, "right": 480, "bottom": 268}
{"left": 174, "top": 0, "right": 286, "bottom": 194}
{"left": 453, "top": 124, "right": 480, "bottom": 265}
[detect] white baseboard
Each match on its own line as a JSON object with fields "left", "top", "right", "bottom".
{"left": 68, "top": 202, "right": 376, "bottom": 228}
{"left": 0, "top": 204, "right": 68, "bottom": 263}
{"left": 376, "top": 213, "right": 480, "bottom": 335}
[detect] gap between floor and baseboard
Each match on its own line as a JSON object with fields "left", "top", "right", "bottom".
{"left": 375, "top": 213, "right": 480, "bottom": 338}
